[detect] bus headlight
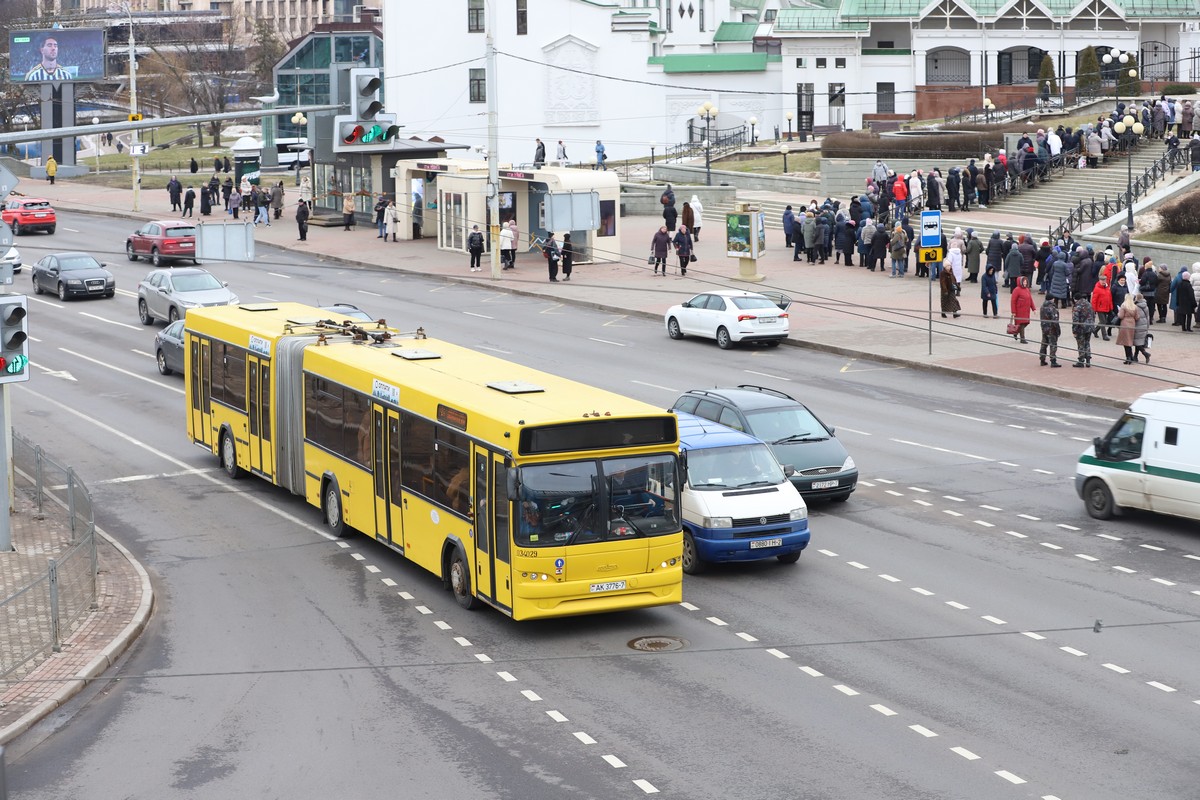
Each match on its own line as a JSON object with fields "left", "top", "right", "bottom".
{"left": 701, "top": 516, "right": 732, "bottom": 529}
{"left": 789, "top": 507, "right": 807, "bottom": 521}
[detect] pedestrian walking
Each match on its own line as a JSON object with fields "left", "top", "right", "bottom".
{"left": 223, "top": 156, "right": 231, "bottom": 173}
{"left": 374, "top": 195, "right": 389, "bottom": 238}
{"left": 1115, "top": 293, "right": 1140, "bottom": 362}
{"left": 1010, "top": 276, "right": 1036, "bottom": 342}
{"left": 384, "top": 199, "right": 399, "bottom": 242}
{"left": 981, "top": 265, "right": 999, "bottom": 317}
{"left": 506, "top": 220, "right": 519, "bottom": 267}
{"left": 1176, "top": 271, "right": 1197, "bottom": 331}
{"left": 1091, "top": 273, "right": 1114, "bottom": 340}
{"left": 199, "top": 185, "right": 212, "bottom": 216}
{"left": 673, "top": 225, "right": 694, "bottom": 276}
{"left": 1071, "top": 295, "right": 1095, "bottom": 367}
{"left": 783, "top": 205, "right": 796, "bottom": 249}
{"left": 229, "top": 189, "right": 241, "bottom": 219}
{"left": 45, "top": 155, "right": 57, "bottom": 184}
{"left": 650, "top": 225, "right": 671, "bottom": 275}
{"left": 271, "top": 181, "right": 285, "bottom": 219}
{"left": 299, "top": 176, "right": 313, "bottom": 210}
{"left": 888, "top": 224, "right": 907, "bottom": 278}
{"left": 255, "top": 188, "right": 271, "bottom": 226}
{"left": 499, "top": 221, "right": 515, "bottom": 268}
{"left": 661, "top": 184, "right": 677, "bottom": 231}
{"left": 543, "top": 232, "right": 560, "bottom": 281}
{"left": 189, "top": 157, "right": 199, "bottom": 174}
{"left": 342, "top": 193, "right": 355, "bottom": 230}
{"left": 222, "top": 177, "right": 233, "bottom": 210}
{"left": 167, "top": 176, "right": 182, "bottom": 211}
{"left": 940, "top": 264, "right": 961, "bottom": 318}
{"left": 213, "top": 155, "right": 222, "bottom": 173}
{"left": 594, "top": 140, "right": 606, "bottom": 171}
{"left": 681, "top": 201, "right": 694, "bottom": 239}
{"left": 689, "top": 195, "right": 704, "bottom": 241}
{"left": 560, "top": 233, "right": 574, "bottom": 281}
{"left": 533, "top": 138, "right": 546, "bottom": 168}
{"left": 296, "top": 199, "right": 310, "bottom": 241}
{"left": 1038, "top": 295, "right": 1062, "bottom": 367}
{"left": 556, "top": 140, "right": 568, "bottom": 166}
{"left": 182, "top": 186, "right": 195, "bottom": 217}
{"left": 467, "top": 224, "right": 484, "bottom": 272}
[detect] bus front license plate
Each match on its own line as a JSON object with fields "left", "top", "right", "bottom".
{"left": 590, "top": 580, "right": 627, "bottom": 593}
{"left": 750, "top": 538, "right": 783, "bottom": 549}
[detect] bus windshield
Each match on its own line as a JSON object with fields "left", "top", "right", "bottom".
{"left": 517, "top": 454, "right": 678, "bottom": 547}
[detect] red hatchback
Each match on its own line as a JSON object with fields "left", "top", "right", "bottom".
{"left": 125, "top": 221, "right": 198, "bottom": 266}
{"left": 3, "top": 198, "right": 57, "bottom": 235}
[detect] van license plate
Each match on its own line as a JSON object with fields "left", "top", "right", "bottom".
{"left": 590, "top": 580, "right": 626, "bottom": 593}
{"left": 812, "top": 479, "right": 839, "bottom": 489}
{"left": 750, "top": 538, "right": 783, "bottom": 549}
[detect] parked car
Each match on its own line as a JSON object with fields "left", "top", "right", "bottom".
{"left": 138, "top": 267, "right": 238, "bottom": 324}
{"left": 2, "top": 245, "right": 20, "bottom": 274}
{"left": 319, "top": 303, "right": 374, "bottom": 322}
{"left": 154, "top": 319, "right": 186, "bottom": 376}
{"left": 665, "top": 289, "right": 790, "bottom": 349}
{"left": 126, "top": 221, "right": 198, "bottom": 265}
{"left": 671, "top": 385, "right": 858, "bottom": 503}
{"left": 3, "top": 198, "right": 56, "bottom": 235}
{"left": 31, "top": 252, "right": 115, "bottom": 300}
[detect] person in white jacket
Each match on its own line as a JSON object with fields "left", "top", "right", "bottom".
{"left": 500, "top": 221, "right": 516, "bottom": 269}
{"left": 688, "top": 195, "right": 704, "bottom": 241}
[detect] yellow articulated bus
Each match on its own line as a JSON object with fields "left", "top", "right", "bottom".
{"left": 184, "top": 303, "right": 683, "bottom": 620}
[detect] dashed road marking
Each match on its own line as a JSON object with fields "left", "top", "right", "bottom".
{"left": 1021, "top": 632, "right": 1046, "bottom": 640}
{"left": 943, "top": 509, "right": 963, "bottom": 517}
{"left": 944, "top": 495, "right": 965, "bottom": 502}
{"left": 799, "top": 666, "right": 824, "bottom": 677}
{"left": 707, "top": 617, "right": 728, "bottom": 626}
{"left": 1151, "top": 578, "right": 1176, "bottom": 586}
{"left": 879, "top": 574, "right": 901, "bottom": 582}
{"left": 633, "top": 778, "right": 660, "bottom": 794}
{"left": 1040, "top": 542, "right": 1063, "bottom": 550}
{"left": 603, "top": 755, "right": 627, "bottom": 768}
{"left": 847, "top": 561, "right": 869, "bottom": 569}
{"left": 547, "top": 710, "right": 569, "bottom": 722}
{"left": 1103, "top": 663, "right": 1130, "bottom": 674}
{"left": 981, "top": 615, "right": 1007, "bottom": 625}
{"left": 1018, "top": 513, "right": 1041, "bottom": 521}
{"left": 1075, "top": 554, "right": 1099, "bottom": 562}
{"left": 909, "top": 725, "right": 938, "bottom": 738}
{"left": 946, "top": 601, "right": 970, "bottom": 610}
{"left": 1140, "top": 544, "right": 1165, "bottom": 552}
{"left": 951, "top": 746, "right": 981, "bottom": 760}
{"left": 1147, "top": 681, "right": 1176, "bottom": 693}
{"left": 1097, "top": 533, "right": 1122, "bottom": 541}
{"left": 1006, "top": 530, "right": 1028, "bottom": 539}
{"left": 891, "top": 439, "right": 991, "bottom": 461}
{"left": 914, "top": 499, "right": 933, "bottom": 507}
{"left": 833, "top": 685, "right": 860, "bottom": 696}
{"left": 767, "top": 649, "right": 790, "bottom": 659}
{"left": 574, "top": 732, "right": 597, "bottom": 744}
{"left": 871, "top": 704, "right": 897, "bottom": 716}
{"left": 1057, "top": 523, "right": 1080, "bottom": 531}
{"left": 911, "top": 587, "right": 935, "bottom": 596}
{"left": 1060, "top": 647, "right": 1087, "bottom": 657}
{"left": 1113, "top": 566, "right": 1136, "bottom": 574}
{"left": 996, "top": 770, "right": 1027, "bottom": 785}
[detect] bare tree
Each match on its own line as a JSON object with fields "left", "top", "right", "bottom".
{"left": 248, "top": 19, "right": 286, "bottom": 90}
{"left": 0, "top": 0, "right": 46, "bottom": 135}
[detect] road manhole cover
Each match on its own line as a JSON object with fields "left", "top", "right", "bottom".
{"left": 628, "top": 635, "right": 687, "bottom": 652}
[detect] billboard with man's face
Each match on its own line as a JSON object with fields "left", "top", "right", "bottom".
{"left": 8, "top": 29, "right": 107, "bottom": 83}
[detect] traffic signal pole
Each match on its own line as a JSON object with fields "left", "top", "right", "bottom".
{"left": 487, "top": 0, "right": 501, "bottom": 279}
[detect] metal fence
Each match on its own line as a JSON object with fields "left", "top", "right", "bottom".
{"left": 0, "top": 434, "right": 98, "bottom": 680}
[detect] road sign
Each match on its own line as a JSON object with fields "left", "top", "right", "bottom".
{"left": 920, "top": 210, "right": 942, "bottom": 248}
{"left": 918, "top": 247, "right": 944, "bottom": 263}
{"left": 0, "top": 222, "right": 12, "bottom": 250}
{"left": 129, "top": 143, "right": 150, "bottom": 156}
{"left": 0, "top": 162, "right": 17, "bottom": 198}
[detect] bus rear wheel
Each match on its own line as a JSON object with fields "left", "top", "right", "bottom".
{"left": 220, "top": 431, "right": 243, "bottom": 479}
{"left": 323, "top": 480, "right": 348, "bottom": 537}
{"left": 448, "top": 547, "right": 479, "bottom": 610}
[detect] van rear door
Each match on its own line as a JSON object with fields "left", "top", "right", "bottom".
{"left": 1145, "top": 420, "right": 1200, "bottom": 520}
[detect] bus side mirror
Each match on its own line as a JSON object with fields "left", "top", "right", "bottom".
{"left": 506, "top": 468, "right": 520, "bottom": 501}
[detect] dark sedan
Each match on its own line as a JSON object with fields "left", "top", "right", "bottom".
{"left": 154, "top": 319, "right": 185, "bottom": 375}
{"left": 31, "top": 252, "right": 115, "bottom": 300}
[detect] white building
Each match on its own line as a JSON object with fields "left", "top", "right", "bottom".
{"left": 385, "top": 0, "right": 1200, "bottom": 164}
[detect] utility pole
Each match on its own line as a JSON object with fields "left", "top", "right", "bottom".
{"left": 119, "top": 3, "right": 142, "bottom": 212}
{"left": 486, "top": 0, "right": 501, "bottom": 279}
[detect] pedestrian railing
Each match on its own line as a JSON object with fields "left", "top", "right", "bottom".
{"left": 0, "top": 434, "right": 99, "bottom": 681}
{"left": 1050, "top": 145, "right": 1190, "bottom": 240}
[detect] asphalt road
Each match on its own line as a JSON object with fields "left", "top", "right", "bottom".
{"left": 6, "top": 210, "right": 1199, "bottom": 799}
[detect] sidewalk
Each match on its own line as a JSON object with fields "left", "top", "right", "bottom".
{"left": 0, "top": 173, "right": 1191, "bottom": 742}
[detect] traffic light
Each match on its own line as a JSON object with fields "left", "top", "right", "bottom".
{"left": 334, "top": 67, "right": 401, "bottom": 152}
{"left": 0, "top": 295, "right": 29, "bottom": 384}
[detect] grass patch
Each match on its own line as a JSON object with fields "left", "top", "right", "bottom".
{"left": 715, "top": 152, "right": 822, "bottom": 174}
{"left": 1135, "top": 230, "right": 1200, "bottom": 248}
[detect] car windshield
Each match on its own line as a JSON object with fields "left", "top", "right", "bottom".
{"left": 746, "top": 405, "right": 829, "bottom": 443}
{"left": 164, "top": 226, "right": 195, "bottom": 237}
{"left": 730, "top": 296, "right": 778, "bottom": 310}
{"left": 687, "top": 443, "right": 785, "bottom": 489}
{"left": 173, "top": 273, "right": 223, "bottom": 292}
{"left": 58, "top": 256, "right": 100, "bottom": 271}
{"left": 516, "top": 454, "right": 679, "bottom": 547}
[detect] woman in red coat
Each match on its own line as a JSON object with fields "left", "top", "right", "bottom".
{"left": 1090, "top": 273, "right": 1114, "bottom": 340}
{"left": 1010, "top": 276, "right": 1036, "bottom": 343}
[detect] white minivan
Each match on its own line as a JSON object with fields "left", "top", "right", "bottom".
{"left": 1076, "top": 386, "right": 1200, "bottom": 521}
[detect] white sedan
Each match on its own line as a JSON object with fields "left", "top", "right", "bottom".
{"left": 665, "top": 289, "right": 791, "bottom": 349}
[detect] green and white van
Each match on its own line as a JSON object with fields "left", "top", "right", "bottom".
{"left": 1076, "top": 387, "right": 1200, "bottom": 521}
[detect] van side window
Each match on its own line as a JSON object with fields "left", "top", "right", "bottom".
{"left": 1164, "top": 427, "right": 1178, "bottom": 446}
{"left": 718, "top": 407, "right": 745, "bottom": 432}
{"left": 694, "top": 399, "right": 723, "bottom": 422}
{"left": 1101, "top": 414, "right": 1145, "bottom": 462}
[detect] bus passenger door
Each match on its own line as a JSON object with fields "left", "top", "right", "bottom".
{"left": 190, "top": 337, "right": 212, "bottom": 448}
{"left": 374, "top": 408, "right": 405, "bottom": 550}
{"left": 489, "top": 453, "right": 513, "bottom": 610}
{"left": 246, "top": 356, "right": 273, "bottom": 478}
{"left": 472, "top": 445, "right": 494, "bottom": 605}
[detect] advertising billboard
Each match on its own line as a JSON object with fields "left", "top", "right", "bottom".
{"left": 8, "top": 29, "right": 107, "bottom": 83}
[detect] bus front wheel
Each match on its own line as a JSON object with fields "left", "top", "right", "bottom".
{"left": 682, "top": 532, "right": 706, "bottom": 575}
{"left": 220, "top": 431, "right": 243, "bottom": 479}
{"left": 448, "top": 548, "right": 479, "bottom": 610}
{"left": 323, "top": 480, "right": 348, "bottom": 537}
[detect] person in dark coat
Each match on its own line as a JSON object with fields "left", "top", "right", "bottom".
{"left": 672, "top": 225, "right": 693, "bottom": 276}
{"left": 167, "top": 176, "right": 182, "bottom": 212}
{"left": 814, "top": 213, "right": 829, "bottom": 264}
{"left": 782, "top": 205, "right": 796, "bottom": 248}
{"left": 986, "top": 230, "right": 1004, "bottom": 280}
{"left": 1175, "top": 272, "right": 1197, "bottom": 331}
{"left": 661, "top": 184, "right": 677, "bottom": 231}
{"left": 296, "top": 199, "right": 310, "bottom": 241}
{"left": 189, "top": 157, "right": 198, "bottom": 174}
{"left": 940, "top": 264, "right": 961, "bottom": 318}
{"left": 560, "top": 233, "right": 574, "bottom": 281}
{"left": 1034, "top": 239, "right": 1052, "bottom": 291}
{"left": 222, "top": 177, "right": 233, "bottom": 209}
{"left": 926, "top": 169, "right": 943, "bottom": 210}
{"left": 869, "top": 223, "right": 889, "bottom": 273}
{"left": 1003, "top": 241, "right": 1023, "bottom": 292}
{"left": 213, "top": 156, "right": 222, "bottom": 173}
{"left": 981, "top": 265, "right": 999, "bottom": 318}
{"left": 650, "top": 225, "right": 671, "bottom": 276}
{"left": 199, "top": 185, "right": 212, "bottom": 216}
{"left": 848, "top": 196, "right": 863, "bottom": 226}
{"left": 838, "top": 218, "right": 857, "bottom": 267}
{"left": 946, "top": 167, "right": 961, "bottom": 212}
{"left": 1018, "top": 235, "right": 1037, "bottom": 285}
{"left": 223, "top": 156, "right": 231, "bottom": 173}
{"left": 1047, "top": 249, "right": 1070, "bottom": 306}
{"left": 181, "top": 186, "right": 195, "bottom": 217}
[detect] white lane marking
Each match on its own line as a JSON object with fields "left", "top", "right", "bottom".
{"left": 131, "top": 348, "right": 155, "bottom": 359}
{"left": 1075, "top": 554, "right": 1099, "bottom": 562}
{"left": 834, "top": 426, "right": 872, "bottom": 435}
{"left": 743, "top": 369, "right": 789, "bottom": 380}
{"left": 1183, "top": 554, "right": 1200, "bottom": 561}
{"left": 398, "top": 592, "right": 414, "bottom": 600}
{"left": 547, "top": 710, "right": 569, "bottom": 722}
{"left": 980, "top": 504, "right": 1002, "bottom": 511}
{"left": 934, "top": 410, "right": 993, "bottom": 424}
{"left": 818, "top": 549, "right": 839, "bottom": 557}
{"left": 267, "top": 272, "right": 291, "bottom": 279}
{"left": 1103, "top": 663, "right": 1130, "bottom": 674}
{"left": 115, "top": 288, "right": 138, "bottom": 299}
{"left": 946, "top": 601, "right": 970, "bottom": 610}
{"left": 1006, "top": 530, "right": 1028, "bottom": 539}
{"left": 90, "top": 467, "right": 219, "bottom": 485}
{"left": 603, "top": 755, "right": 627, "bottom": 768}
{"left": 951, "top": 746, "right": 981, "bottom": 760}
{"left": 433, "top": 620, "right": 451, "bottom": 630}
{"left": 364, "top": 565, "right": 380, "bottom": 574}
{"left": 475, "top": 344, "right": 513, "bottom": 354}
{"left": 252, "top": 295, "right": 276, "bottom": 301}
{"left": 59, "top": 347, "right": 185, "bottom": 395}
{"left": 415, "top": 606, "right": 432, "bottom": 615}
{"left": 498, "top": 671, "right": 517, "bottom": 682}
{"left": 462, "top": 311, "right": 494, "bottom": 319}
{"left": 996, "top": 771, "right": 1026, "bottom": 785}
{"left": 1040, "top": 542, "right": 1063, "bottom": 550}
{"left": 28, "top": 297, "right": 64, "bottom": 309}
{"left": 766, "top": 649, "right": 790, "bottom": 659}
{"left": 1033, "top": 468, "right": 1055, "bottom": 475}
{"left": 1007, "top": 424, "right": 1026, "bottom": 430}
{"left": 1060, "top": 646, "right": 1087, "bottom": 657}
{"left": 633, "top": 779, "right": 660, "bottom": 794}
{"left": 61, "top": 227, "right": 81, "bottom": 232}
{"left": 875, "top": 478, "right": 895, "bottom": 485}
{"left": 1113, "top": 566, "right": 1136, "bottom": 574}
{"left": 847, "top": 561, "right": 869, "bottom": 570}
{"left": 879, "top": 574, "right": 901, "bottom": 582}
{"left": 981, "top": 615, "right": 1007, "bottom": 625}
{"left": 357, "top": 289, "right": 383, "bottom": 297}
{"left": 680, "top": 601, "right": 699, "bottom": 611}
{"left": 799, "top": 666, "right": 824, "bottom": 677}
{"left": 911, "top": 587, "right": 934, "bottom": 596}
{"left": 1021, "top": 632, "right": 1046, "bottom": 640}
{"left": 736, "top": 632, "right": 758, "bottom": 642}
{"left": 1057, "top": 523, "right": 1080, "bottom": 531}
{"left": 1147, "top": 681, "right": 1176, "bottom": 693}
{"left": 858, "top": 480, "right": 876, "bottom": 488}
{"left": 78, "top": 312, "right": 144, "bottom": 331}
{"left": 1151, "top": 578, "right": 1176, "bottom": 586}
{"left": 833, "top": 685, "right": 859, "bottom": 696}
{"left": 914, "top": 499, "right": 933, "bottom": 507}
{"left": 908, "top": 486, "right": 930, "bottom": 493}
{"left": 943, "top": 495, "right": 965, "bottom": 503}
{"left": 974, "top": 520, "right": 995, "bottom": 528}
{"left": 1140, "top": 544, "right": 1165, "bottom": 552}
{"left": 1071, "top": 436, "right": 1090, "bottom": 442}
{"left": 520, "top": 689, "right": 540, "bottom": 700}
{"left": 588, "top": 337, "right": 627, "bottom": 347}
{"left": 453, "top": 636, "right": 472, "bottom": 647}
{"left": 1037, "top": 430, "right": 1059, "bottom": 436}
{"left": 381, "top": 578, "right": 397, "bottom": 587}
{"left": 1097, "top": 533, "right": 1123, "bottom": 541}
{"left": 707, "top": 617, "right": 727, "bottom": 626}
{"left": 1018, "top": 513, "right": 1041, "bottom": 521}
{"left": 1018, "top": 405, "right": 1112, "bottom": 421}
{"left": 999, "top": 461, "right": 1020, "bottom": 467}
{"left": 871, "top": 704, "right": 897, "bottom": 716}
{"left": 885, "top": 489, "right": 904, "bottom": 497}
{"left": 475, "top": 653, "right": 494, "bottom": 663}
{"left": 943, "top": 510, "right": 963, "bottom": 517}
{"left": 574, "top": 732, "right": 597, "bottom": 745}
{"left": 351, "top": 554, "right": 366, "bottom": 561}
{"left": 909, "top": 725, "right": 937, "bottom": 738}
{"left": 632, "top": 380, "right": 678, "bottom": 393}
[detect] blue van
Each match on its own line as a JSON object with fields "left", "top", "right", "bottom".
{"left": 676, "top": 412, "right": 810, "bottom": 574}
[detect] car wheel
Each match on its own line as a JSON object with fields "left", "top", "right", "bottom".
{"left": 322, "top": 479, "right": 349, "bottom": 537}
{"left": 667, "top": 317, "right": 684, "bottom": 340}
{"left": 777, "top": 551, "right": 802, "bottom": 564}
{"left": 156, "top": 349, "right": 173, "bottom": 376}
{"left": 126, "top": 242, "right": 138, "bottom": 261}
{"left": 47, "top": 225, "right": 55, "bottom": 235}
{"left": 682, "top": 531, "right": 706, "bottom": 575}
{"left": 1083, "top": 478, "right": 1115, "bottom": 520}
{"left": 11, "top": 222, "right": 20, "bottom": 236}
{"left": 448, "top": 547, "right": 479, "bottom": 609}
{"left": 220, "top": 431, "right": 243, "bottom": 480}
{"left": 151, "top": 248, "right": 162, "bottom": 267}
{"left": 765, "top": 340, "right": 781, "bottom": 348}
{"left": 138, "top": 299, "right": 154, "bottom": 325}
{"left": 716, "top": 327, "right": 734, "bottom": 350}
{"left": 57, "top": 282, "right": 67, "bottom": 301}
{"left": 168, "top": 306, "right": 180, "bottom": 323}
{"left": 32, "top": 274, "right": 43, "bottom": 295}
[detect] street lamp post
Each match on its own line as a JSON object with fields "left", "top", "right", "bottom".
{"left": 748, "top": 116, "right": 758, "bottom": 146}
{"left": 1113, "top": 113, "right": 1144, "bottom": 230}
{"left": 91, "top": 117, "right": 101, "bottom": 174}
{"left": 110, "top": 2, "right": 140, "bottom": 211}
{"left": 649, "top": 140, "right": 656, "bottom": 166}
{"left": 785, "top": 110, "right": 793, "bottom": 141}
{"left": 779, "top": 143, "right": 789, "bottom": 173}
{"left": 983, "top": 96, "right": 996, "bottom": 123}
{"left": 697, "top": 102, "right": 718, "bottom": 186}
{"left": 291, "top": 111, "right": 308, "bottom": 186}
